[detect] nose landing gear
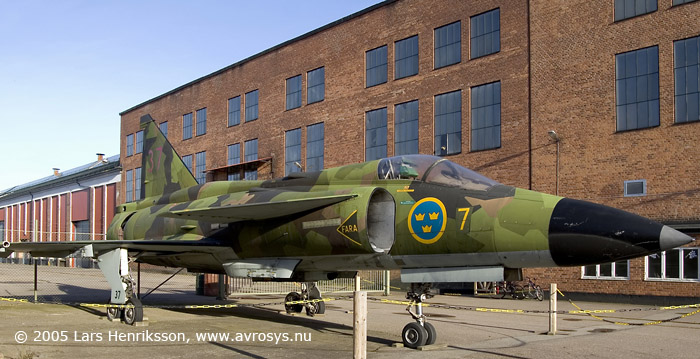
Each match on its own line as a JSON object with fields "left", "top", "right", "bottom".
{"left": 401, "top": 283, "right": 437, "bottom": 349}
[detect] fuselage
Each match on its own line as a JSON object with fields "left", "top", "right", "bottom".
{"left": 107, "top": 155, "right": 692, "bottom": 276}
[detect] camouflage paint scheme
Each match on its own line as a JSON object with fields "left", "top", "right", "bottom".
{"left": 3, "top": 115, "right": 693, "bottom": 282}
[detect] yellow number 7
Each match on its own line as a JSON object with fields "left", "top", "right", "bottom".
{"left": 458, "top": 208, "right": 471, "bottom": 230}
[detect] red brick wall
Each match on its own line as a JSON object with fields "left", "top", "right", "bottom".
{"left": 120, "top": 0, "right": 532, "bottom": 193}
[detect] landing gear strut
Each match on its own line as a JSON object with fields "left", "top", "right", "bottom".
{"left": 402, "top": 283, "right": 436, "bottom": 349}
{"left": 97, "top": 248, "right": 143, "bottom": 325}
{"left": 285, "top": 282, "right": 325, "bottom": 317}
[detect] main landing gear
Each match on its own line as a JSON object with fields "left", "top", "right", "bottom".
{"left": 285, "top": 282, "right": 325, "bottom": 317}
{"left": 401, "top": 283, "right": 437, "bottom": 349}
{"left": 98, "top": 248, "right": 144, "bottom": 325}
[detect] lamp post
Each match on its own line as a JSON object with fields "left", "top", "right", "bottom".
{"left": 548, "top": 130, "right": 561, "bottom": 196}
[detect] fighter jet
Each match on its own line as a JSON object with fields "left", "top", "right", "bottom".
{"left": 1, "top": 114, "right": 693, "bottom": 348}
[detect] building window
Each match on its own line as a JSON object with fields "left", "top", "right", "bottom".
{"left": 0, "top": 221, "right": 4, "bottom": 242}
{"left": 366, "top": 45, "right": 388, "bottom": 87}
{"left": 471, "top": 9, "right": 500, "bottom": 59}
{"left": 583, "top": 261, "right": 629, "bottom": 279}
{"left": 285, "top": 128, "right": 302, "bottom": 176}
{"left": 615, "top": 46, "right": 660, "bottom": 132}
{"left": 196, "top": 108, "right": 207, "bottom": 136}
{"left": 674, "top": 36, "right": 700, "bottom": 124}
{"left": 135, "top": 130, "right": 143, "bottom": 154}
{"left": 227, "top": 143, "right": 240, "bottom": 181}
{"left": 74, "top": 220, "right": 90, "bottom": 241}
{"left": 286, "top": 75, "right": 302, "bottom": 110}
{"left": 134, "top": 167, "right": 141, "bottom": 201}
{"left": 245, "top": 90, "right": 259, "bottom": 122}
{"left": 614, "top": 0, "right": 657, "bottom": 21}
{"left": 244, "top": 139, "right": 258, "bottom": 180}
{"left": 125, "top": 170, "right": 133, "bottom": 203}
{"left": 435, "top": 90, "right": 462, "bottom": 156}
{"left": 624, "top": 179, "right": 647, "bottom": 196}
{"left": 126, "top": 134, "right": 134, "bottom": 157}
{"left": 365, "top": 107, "right": 387, "bottom": 161}
{"left": 307, "top": 122, "right": 324, "bottom": 172}
{"left": 183, "top": 112, "right": 193, "bottom": 140}
{"left": 307, "top": 67, "right": 325, "bottom": 104}
{"left": 228, "top": 96, "right": 241, "bottom": 127}
{"left": 434, "top": 21, "right": 461, "bottom": 69}
{"left": 394, "top": 100, "right": 419, "bottom": 155}
{"left": 647, "top": 248, "right": 699, "bottom": 281}
{"left": 195, "top": 151, "right": 206, "bottom": 184}
{"left": 395, "top": 35, "right": 418, "bottom": 79}
{"left": 159, "top": 121, "right": 168, "bottom": 138}
{"left": 471, "top": 81, "right": 501, "bottom": 151}
{"left": 182, "top": 154, "right": 193, "bottom": 174}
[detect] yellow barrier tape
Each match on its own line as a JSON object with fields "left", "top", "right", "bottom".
{"left": 476, "top": 308, "right": 524, "bottom": 314}
{"left": 380, "top": 299, "right": 430, "bottom": 307}
{"left": 285, "top": 298, "right": 334, "bottom": 305}
{"left": 556, "top": 288, "right": 700, "bottom": 326}
{"left": 1, "top": 297, "right": 29, "bottom": 303}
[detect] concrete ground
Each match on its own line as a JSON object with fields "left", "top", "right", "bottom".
{"left": 1, "top": 291, "right": 699, "bottom": 359}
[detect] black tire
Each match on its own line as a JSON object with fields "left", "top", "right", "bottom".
{"left": 402, "top": 322, "right": 428, "bottom": 349}
{"left": 305, "top": 300, "right": 325, "bottom": 317}
{"left": 535, "top": 286, "right": 544, "bottom": 301}
{"left": 285, "top": 292, "right": 303, "bottom": 314}
{"left": 512, "top": 284, "right": 526, "bottom": 300}
{"left": 122, "top": 298, "right": 143, "bottom": 325}
{"left": 106, "top": 306, "right": 122, "bottom": 321}
{"left": 423, "top": 322, "right": 437, "bottom": 346}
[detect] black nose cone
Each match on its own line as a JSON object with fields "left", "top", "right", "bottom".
{"left": 548, "top": 198, "right": 692, "bottom": 266}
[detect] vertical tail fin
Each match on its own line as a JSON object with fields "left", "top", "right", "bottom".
{"left": 140, "top": 114, "right": 197, "bottom": 198}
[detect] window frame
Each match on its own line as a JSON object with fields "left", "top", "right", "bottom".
{"left": 614, "top": 0, "right": 658, "bottom": 22}
{"left": 306, "top": 122, "right": 324, "bottom": 172}
{"left": 244, "top": 139, "right": 258, "bottom": 180}
{"left": 395, "top": 35, "right": 419, "bottom": 80}
{"left": 582, "top": 261, "right": 630, "bottom": 280}
{"left": 434, "top": 90, "right": 462, "bottom": 156}
{"left": 646, "top": 248, "right": 700, "bottom": 282}
{"left": 307, "top": 67, "right": 325, "bottom": 104}
{"left": 182, "top": 112, "right": 193, "bottom": 140}
{"left": 227, "top": 143, "right": 241, "bottom": 181}
{"left": 365, "top": 107, "right": 388, "bottom": 161}
{"left": 228, "top": 96, "right": 241, "bottom": 127}
{"left": 126, "top": 134, "right": 134, "bottom": 157}
{"left": 434, "top": 21, "right": 461, "bottom": 69}
{"left": 195, "top": 108, "right": 207, "bottom": 136}
{"left": 624, "top": 179, "right": 647, "bottom": 197}
{"left": 674, "top": 35, "right": 700, "bottom": 124}
{"left": 470, "top": 8, "right": 500, "bottom": 60}
{"left": 366, "top": 45, "right": 388, "bottom": 88}
{"left": 195, "top": 151, "right": 206, "bottom": 184}
{"left": 285, "top": 128, "right": 302, "bottom": 176}
{"left": 615, "top": 46, "right": 660, "bottom": 132}
{"left": 245, "top": 90, "right": 259, "bottom": 122}
{"left": 286, "top": 75, "right": 302, "bottom": 110}
{"left": 394, "top": 100, "right": 419, "bottom": 156}
{"left": 471, "top": 81, "right": 501, "bottom": 152}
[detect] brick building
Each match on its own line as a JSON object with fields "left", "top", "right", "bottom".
{"left": 119, "top": 0, "right": 700, "bottom": 300}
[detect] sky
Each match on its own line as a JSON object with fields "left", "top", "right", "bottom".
{"left": 0, "top": 0, "right": 382, "bottom": 191}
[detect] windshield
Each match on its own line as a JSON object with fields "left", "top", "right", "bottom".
{"left": 377, "top": 155, "right": 500, "bottom": 191}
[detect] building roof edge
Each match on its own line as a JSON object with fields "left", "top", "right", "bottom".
{"left": 119, "top": 0, "right": 395, "bottom": 116}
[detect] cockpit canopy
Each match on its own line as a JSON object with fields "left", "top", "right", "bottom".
{"left": 377, "top": 155, "right": 500, "bottom": 192}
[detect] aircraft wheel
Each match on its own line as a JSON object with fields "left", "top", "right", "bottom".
{"left": 122, "top": 298, "right": 143, "bottom": 325}
{"left": 423, "top": 322, "right": 437, "bottom": 345}
{"left": 305, "top": 300, "right": 325, "bottom": 317}
{"left": 285, "top": 292, "right": 303, "bottom": 314}
{"left": 106, "top": 307, "right": 122, "bottom": 322}
{"left": 402, "top": 322, "right": 428, "bottom": 349}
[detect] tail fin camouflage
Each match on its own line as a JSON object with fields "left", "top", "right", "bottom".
{"left": 140, "top": 114, "right": 197, "bottom": 198}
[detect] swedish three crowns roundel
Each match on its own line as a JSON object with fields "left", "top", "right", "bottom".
{"left": 408, "top": 197, "right": 447, "bottom": 244}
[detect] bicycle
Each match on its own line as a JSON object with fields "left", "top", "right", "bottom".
{"left": 522, "top": 277, "right": 544, "bottom": 301}
{"left": 496, "top": 281, "right": 525, "bottom": 300}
